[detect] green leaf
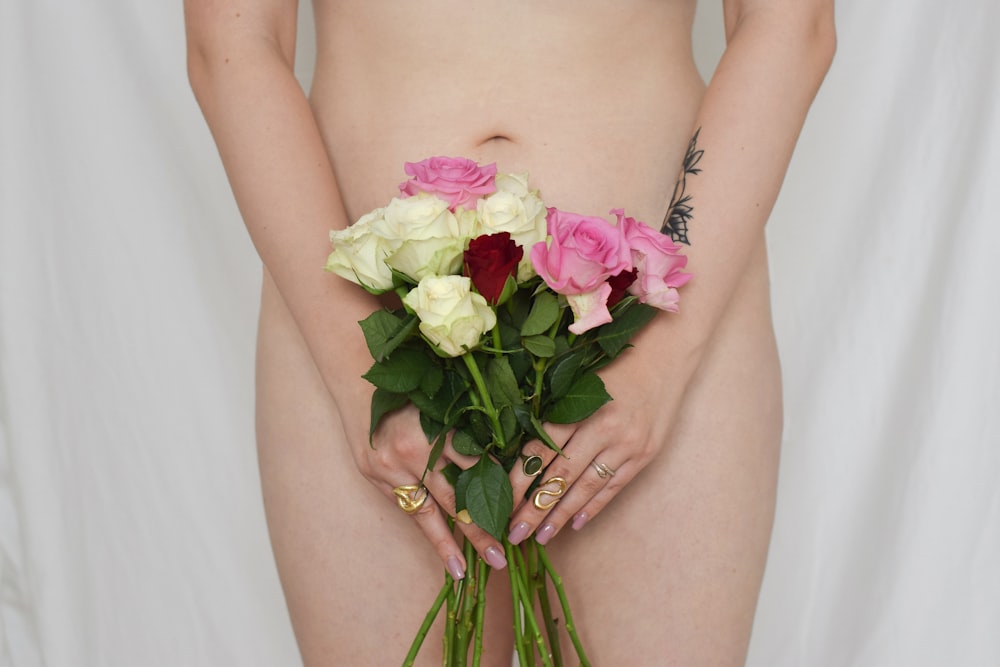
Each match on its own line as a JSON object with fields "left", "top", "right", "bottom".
{"left": 505, "top": 286, "right": 533, "bottom": 329}
{"left": 522, "top": 334, "right": 556, "bottom": 358}
{"left": 462, "top": 457, "right": 514, "bottom": 541}
{"left": 368, "top": 388, "right": 408, "bottom": 444}
{"left": 528, "top": 412, "right": 563, "bottom": 454}
{"left": 440, "top": 462, "right": 462, "bottom": 487}
{"left": 452, "top": 429, "right": 485, "bottom": 456}
{"left": 362, "top": 347, "right": 433, "bottom": 393}
{"left": 486, "top": 357, "right": 523, "bottom": 407}
{"left": 520, "top": 291, "right": 560, "bottom": 336}
{"left": 545, "top": 372, "right": 612, "bottom": 424}
{"left": 493, "top": 274, "right": 520, "bottom": 307}
{"left": 547, "top": 349, "right": 586, "bottom": 400}
{"left": 594, "top": 303, "right": 658, "bottom": 358}
{"left": 499, "top": 406, "right": 521, "bottom": 448}
{"left": 420, "top": 366, "right": 444, "bottom": 398}
{"left": 419, "top": 411, "right": 445, "bottom": 446}
{"left": 358, "top": 310, "right": 418, "bottom": 362}
{"left": 424, "top": 429, "right": 447, "bottom": 478}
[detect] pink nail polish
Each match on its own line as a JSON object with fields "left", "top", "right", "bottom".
{"left": 572, "top": 512, "right": 588, "bottom": 531}
{"left": 446, "top": 556, "right": 465, "bottom": 580}
{"left": 536, "top": 522, "right": 556, "bottom": 545}
{"left": 508, "top": 521, "right": 531, "bottom": 545}
{"left": 484, "top": 546, "right": 507, "bottom": 569}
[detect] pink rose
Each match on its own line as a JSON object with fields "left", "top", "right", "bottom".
{"left": 615, "top": 209, "right": 692, "bottom": 312}
{"left": 399, "top": 157, "right": 497, "bottom": 211}
{"left": 530, "top": 208, "right": 632, "bottom": 296}
{"left": 565, "top": 284, "right": 614, "bottom": 334}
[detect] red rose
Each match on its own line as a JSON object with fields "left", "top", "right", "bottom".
{"left": 606, "top": 268, "right": 638, "bottom": 308}
{"left": 464, "top": 233, "right": 523, "bottom": 304}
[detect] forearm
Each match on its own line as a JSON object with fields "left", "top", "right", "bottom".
{"left": 186, "top": 8, "right": 378, "bottom": 423}
{"left": 638, "top": 3, "right": 836, "bottom": 383}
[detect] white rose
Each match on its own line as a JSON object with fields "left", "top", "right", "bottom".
{"left": 325, "top": 208, "right": 397, "bottom": 292}
{"left": 376, "top": 195, "right": 468, "bottom": 281}
{"left": 386, "top": 235, "right": 467, "bottom": 281}
{"left": 402, "top": 275, "right": 497, "bottom": 357}
{"left": 376, "top": 195, "right": 459, "bottom": 239}
{"left": 475, "top": 173, "right": 548, "bottom": 281}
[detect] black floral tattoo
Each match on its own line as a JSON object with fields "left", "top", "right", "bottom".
{"left": 661, "top": 128, "right": 703, "bottom": 245}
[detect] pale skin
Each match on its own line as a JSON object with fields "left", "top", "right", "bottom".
{"left": 185, "top": 1, "right": 835, "bottom": 664}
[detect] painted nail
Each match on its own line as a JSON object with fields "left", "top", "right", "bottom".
{"left": 535, "top": 522, "right": 556, "bottom": 546}
{"left": 484, "top": 546, "right": 508, "bottom": 570}
{"left": 446, "top": 556, "right": 465, "bottom": 581}
{"left": 572, "top": 512, "right": 589, "bottom": 531}
{"left": 508, "top": 521, "right": 531, "bottom": 545}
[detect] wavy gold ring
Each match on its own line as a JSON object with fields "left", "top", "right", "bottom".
{"left": 533, "top": 476, "right": 568, "bottom": 511}
{"left": 392, "top": 484, "right": 429, "bottom": 515}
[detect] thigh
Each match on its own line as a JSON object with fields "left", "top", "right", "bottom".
{"left": 254, "top": 275, "right": 512, "bottom": 666}
{"left": 546, "top": 305, "right": 783, "bottom": 665}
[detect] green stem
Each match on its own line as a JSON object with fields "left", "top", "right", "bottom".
{"left": 491, "top": 325, "right": 503, "bottom": 359}
{"left": 510, "top": 558, "right": 554, "bottom": 667}
{"left": 530, "top": 541, "right": 563, "bottom": 667}
{"left": 472, "top": 557, "right": 489, "bottom": 667}
{"left": 505, "top": 541, "right": 530, "bottom": 667}
{"left": 461, "top": 353, "right": 505, "bottom": 444}
{"left": 452, "top": 540, "right": 478, "bottom": 666}
{"left": 537, "top": 544, "right": 591, "bottom": 667}
{"left": 509, "top": 544, "right": 535, "bottom": 667}
{"left": 402, "top": 576, "right": 452, "bottom": 667}
{"left": 445, "top": 572, "right": 464, "bottom": 666}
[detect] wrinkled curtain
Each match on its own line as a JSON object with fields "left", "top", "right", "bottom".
{"left": 1, "top": 1, "right": 997, "bottom": 665}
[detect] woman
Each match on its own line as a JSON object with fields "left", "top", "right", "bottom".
{"left": 185, "top": 1, "right": 835, "bottom": 664}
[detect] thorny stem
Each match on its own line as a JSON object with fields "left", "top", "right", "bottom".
{"left": 530, "top": 541, "right": 563, "bottom": 667}
{"left": 402, "top": 576, "right": 451, "bottom": 667}
{"left": 505, "top": 540, "right": 530, "bottom": 667}
{"left": 537, "top": 544, "right": 591, "bottom": 667}
{"left": 472, "top": 557, "right": 489, "bottom": 667}
{"left": 509, "top": 552, "right": 554, "bottom": 667}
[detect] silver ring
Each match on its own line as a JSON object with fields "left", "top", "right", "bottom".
{"left": 592, "top": 461, "right": 616, "bottom": 479}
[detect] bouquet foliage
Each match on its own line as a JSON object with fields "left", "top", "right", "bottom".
{"left": 326, "top": 157, "right": 690, "bottom": 666}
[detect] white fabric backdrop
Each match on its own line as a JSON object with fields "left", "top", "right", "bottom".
{"left": 2, "top": 1, "right": 997, "bottom": 665}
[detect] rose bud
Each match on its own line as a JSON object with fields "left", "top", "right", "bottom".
{"left": 464, "top": 232, "right": 523, "bottom": 305}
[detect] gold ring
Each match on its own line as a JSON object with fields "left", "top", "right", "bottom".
{"left": 521, "top": 455, "right": 543, "bottom": 477}
{"left": 392, "top": 484, "right": 428, "bottom": 514}
{"left": 592, "top": 461, "right": 616, "bottom": 479}
{"left": 533, "top": 477, "right": 568, "bottom": 510}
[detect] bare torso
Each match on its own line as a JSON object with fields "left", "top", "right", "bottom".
{"left": 309, "top": 0, "right": 703, "bottom": 225}
{"left": 255, "top": 2, "right": 782, "bottom": 664}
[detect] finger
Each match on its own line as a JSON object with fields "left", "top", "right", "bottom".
{"left": 386, "top": 484, "right": 469, "bottom": 581}
{"left": 422, "top": 469, "right": 509, "bottom": 571}
{"left": 509, "top": 423, "right": 575, "bottom": 510}
{"left": 441, "top": 441, "right": 479, "bottom": 471}
{"left": 507, "top": 449, "right": 623, "bottom": 546}
{"left": 508, "top": 439, "right": 559, "bottom": 511}
{"left": 566, "top": 460, "right": 638, "bottom": 533}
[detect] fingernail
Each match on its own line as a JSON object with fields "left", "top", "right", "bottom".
{"left": 446, "top": 556, "right": 465, "bottom": 580}
{"left": 536, "top": 522, "right": 556, "bottom": 546}
{"left": 508, "top": 521, "right": 531, "bottom": 545}
{"left": 572, "top": 512, "right": 588, "bottom": 531}
{"left": 484, "top": 546, "right": 507, "bottom": 569}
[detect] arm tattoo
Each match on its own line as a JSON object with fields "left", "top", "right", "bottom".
{"left": 660, "top": 128, "right": 703, "bottom": 245}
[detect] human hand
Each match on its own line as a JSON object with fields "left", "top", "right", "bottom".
{"left": 505, "top": 332, "right": 693, "bottom": 547}
{"left": 352, "top": 403, "right": 510, "bottom": 580}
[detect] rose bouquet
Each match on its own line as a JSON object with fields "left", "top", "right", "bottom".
{"left": 326, "top": 157, "right": 690, "bottom": 666}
